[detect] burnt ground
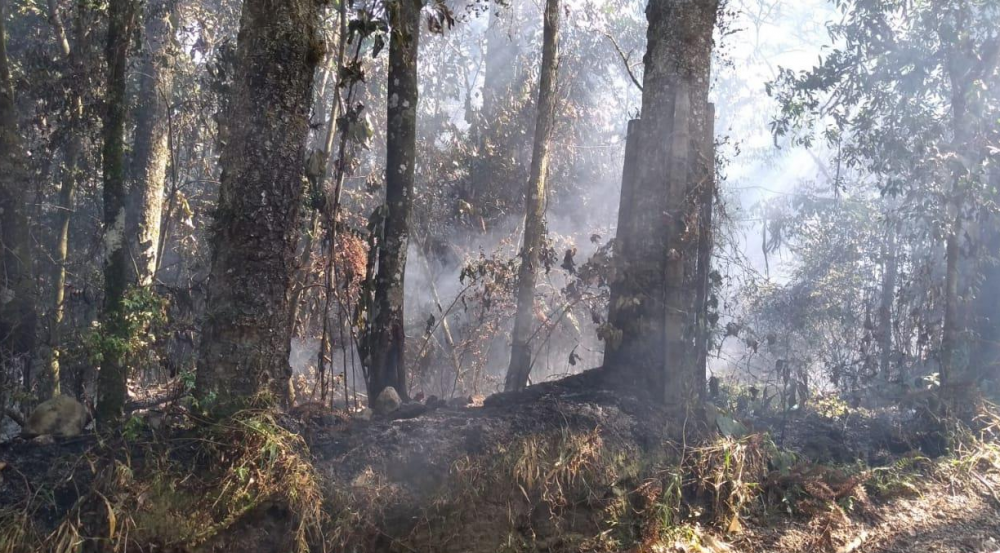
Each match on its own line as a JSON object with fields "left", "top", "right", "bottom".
{"left": 2, "top": 368, "right": 1000, "bottom": 553}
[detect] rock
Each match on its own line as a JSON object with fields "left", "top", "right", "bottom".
{"left": 373, "top": 387, "right": 402, "bottom": 416}
{"left": 23, "top": 395, "right": 89, "bottom": 438}
{"left": 32, "top": 434, "right": 55, "bottom": 445}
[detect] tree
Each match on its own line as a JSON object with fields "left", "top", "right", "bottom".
{"left": 605, "top": 0, "right": 718, "bottom": 404}
{"left": 127, "top": 0, "right": 180, "bottom": 286}
{"left": 363, "top": 0, "right": 422, "bottom": 402}
{"left": 770, "top": 0, "right": 1000, "bottom": 398}
{"left": 0, "top": 0, "right": 37, "bottom": 400}
{"left": 42, "top": 0, "right": 90, "bottom": 401}
{"left": 96, "top": 0, "right": 138, "bottom": 424}
{"left": 504, "top": 0, "right": 561, "bottom": 392}
{"left": 195, "top": 0, "right": 321, "bottom": 408}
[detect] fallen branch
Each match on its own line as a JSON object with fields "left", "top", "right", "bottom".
{"left": 971, "top": 470, "right": 1000, "bottom": 508}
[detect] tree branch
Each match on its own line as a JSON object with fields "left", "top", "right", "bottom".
{"left": 603, "top": 33, "right": 642, "bottom": 91}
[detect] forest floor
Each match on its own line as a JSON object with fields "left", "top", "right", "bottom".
{"left": 739, "top": 471, "right": 1000, "bottom": 553}
{"left": 2, "top": 368, "right": 1000, "bottom": 553}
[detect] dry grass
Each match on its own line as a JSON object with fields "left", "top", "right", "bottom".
{"left": 0, "top": 408, "right": 326, "bottom": 553}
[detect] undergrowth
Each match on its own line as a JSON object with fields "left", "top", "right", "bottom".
{"left": 3, "top": 400, "right": 999, "bottom": 553}
{"left": 0, "top": 408, "right": 325, "bottom": 553}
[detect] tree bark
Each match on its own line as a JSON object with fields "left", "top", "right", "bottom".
{"left": 504, "top": 0, "right": 560, "bottom": 392}
{"left": 0, "top": 0, "right": 38, "bottom": 400}
{"left": 127, "top": 0, "right": 179, "bottom": 287}
{"left": 365, "top": 0, "right": 421, "bottom": 402}
{"left": 604, "top": 0, "right": 718, "bottom": 405}
{"left": 97, "top": 0, "right": 138, "bottom": 424}
{"left": 195, "top": 0, "right": 320, "bottom": 409}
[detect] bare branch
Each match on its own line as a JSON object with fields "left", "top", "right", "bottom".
{"left": 603, "top": 33, "right": 643, "bottom": 92}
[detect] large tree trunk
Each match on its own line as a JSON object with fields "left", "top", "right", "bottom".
{"left": 97, "top": 0, "right": 138, "bottom": 424}
{"left": 127, "top": 0, "right": 179, "bottom": 287}
{"left": 604, "top": 0, "right": 718, "bottom": 405}
{"left": 504, "top": 0, "right": 560, "bottom": 392}
{"left": 195, "top": 0, "right": 320, "bottom": 409}
{"left": 365, "top": 0, "right": 421, "bottom": 402}
{"left": 0, "top": 0, "right": 38, "bottom": 400}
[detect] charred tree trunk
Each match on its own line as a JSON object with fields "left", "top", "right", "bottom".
{"left": 97, "top": 0, "right": 138, "bottom": 424}
{"left": 365, "top": 0, "right": 421, "bottom": 402}
{"left": 195, "top": 0, "right": 320, "bottom": 409}
{"left": 127, "top": 0, "right": 179, "bottom": 287}
{"left": 504, "top": 0, "right": 560, "bottom": 392}
{"left": 0, "top": 0, "right": 37, "bottom": 399}
{"left": 604, "top": 0, "right": 717, "bottom": 405}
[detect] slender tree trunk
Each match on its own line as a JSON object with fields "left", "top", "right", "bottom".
{"left": 604, "top": 0, "right": 718, "bottom": 405}
{"left": 365, "top": 0, "right": 421, "bottom": 402}
{"left": 0, "top": 0, "right": 38, "bottom": 399}
{"left": 941, "top": 207, "right": 963, "bottom": 386}
{"left": 127, "top": 0, "right": 179, "bottom": 287}
{"left": 47, "top": 0, "right": 72, "bottom": 58}
{"left": 195, "top": 0, "right": 320, "bottom": 409}
{"left": 877, "top": 212, "right": 898, "bottom": 379}
{"left": 692, "top": 104, "right": 715, "bottom": 397}
{"left": 305, "top": 2, "right": 349, "bottom": 383}
{"left": 40, "top": 0, "right": 88, "bottom": 400}
{"left": 504, "top": 0, "right": 560, "bottom": 392}
{"left": 97, "top": 0, "right": 138, "bottom": 424}
{"left": 940, "top": 43, "right": 974, "bottom": 391}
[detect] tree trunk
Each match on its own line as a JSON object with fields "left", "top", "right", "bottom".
{"left": 195, "top": 0, "right": 320, "bottom": 409}
{"left": 40, "top": 0, "right": 87, "bottom": 400}
{"left": 604, "top": 0, "right": 718, "bottom": 405}
{"left": 127, "top": 0, "right": 179, "bottom": 287}
{"left": 692, "top": 104, "right": 715, "bottom": 398}
{"left": 97, "top": 0, "right": 138, "bottom": 424}
{"left": 365, "top": 0, "right": 421, "bottom": 402}
{"left": 0, "top": 0, "right": 38, "bottom": 399}
{"left": 877, "top": 212, "right": 898, "bottom": 379}
{"left": 939, "top": 39, "right": 976, "bottom": 391}
{"left": 504, "top": 0, "right": 560, "bottom": 392}
{"left": 971, "top": 203, "right": 1000, "bottom": 383}
{"left": 940, "top": 207, "right": 963, "bottom": 386}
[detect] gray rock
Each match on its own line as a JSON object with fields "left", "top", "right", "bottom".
{"left": 32, "top": 434, "right": 55, "bottom": 445}
{"left": 373, "top": 387, "right": 403, "bottom": 416}
{"left": 24, "top": 395, "right": 88, "bottom": 438}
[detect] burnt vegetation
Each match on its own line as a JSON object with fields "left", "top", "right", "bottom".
{"left": 2, "top": 0, "right": 1000, "bottom": 552}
